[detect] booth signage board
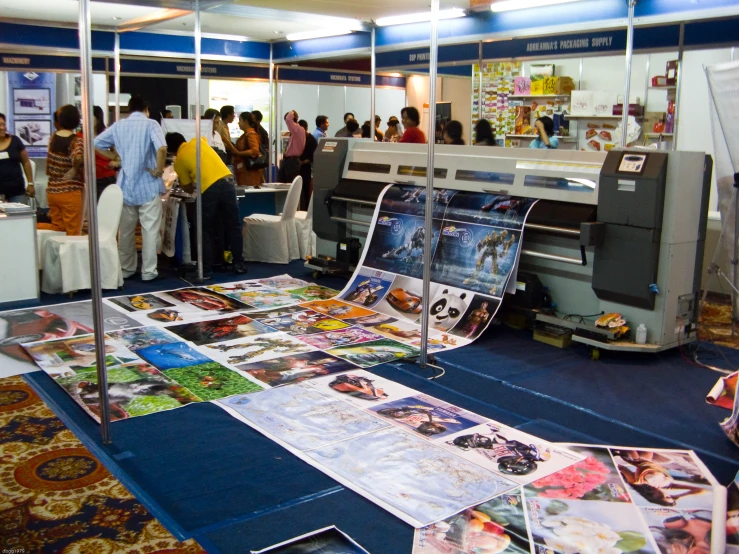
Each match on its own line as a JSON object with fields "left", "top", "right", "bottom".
{"left": 277, "top": 68, "right": 406, "bottom": 89}
{"left": 377, "top": 43, "right": 479, "bottom": 69}
{"left": 6, "top": 71, "right": 55, "bottom": 157}
{"left": 115, "top": 58, "right": 269, "bottom": 80}
{"left": 483, "top": 26, "right": 680, "bottom": 60}
{"left": 119, "top": 31, "right": 271, "bottom": 61}
{"left": 0, "top": 54, "right": 106, "bottom": 72}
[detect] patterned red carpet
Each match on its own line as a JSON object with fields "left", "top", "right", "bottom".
{"left": 0, "top": 375, "right": 206, "bottom": 554}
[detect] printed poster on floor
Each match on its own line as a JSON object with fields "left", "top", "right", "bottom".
{"left": 413, "top": 444, "right": 727, "bottom": 554}
{"left": 216, "top": 375, "right": 583, "bottom": 528}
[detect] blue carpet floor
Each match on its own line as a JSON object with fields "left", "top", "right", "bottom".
{"left": 14, "top": 259, "right": 739, "bottom": 552}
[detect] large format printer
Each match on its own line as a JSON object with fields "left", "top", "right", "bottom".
{"left": 311, "top": 140, "right": 712, "bottom": 353}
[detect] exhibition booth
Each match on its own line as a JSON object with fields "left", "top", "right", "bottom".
{"left": 1, "top": 0, "right": 739, "bottom": 552}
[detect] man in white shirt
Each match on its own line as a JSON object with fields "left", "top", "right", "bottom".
{"left": 95, "top": 96, "right": 167, "bottom": 281}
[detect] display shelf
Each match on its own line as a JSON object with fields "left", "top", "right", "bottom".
{"left": 506, "top": 134, "right": 576, "bottom": 142}
{"left": 565, "top": 115, "right": 622, "bottom": 120}
{"left": 644, "top": 133, "right": 674, "bottom": 138}
{"left": 648, "top": 85, "right": 676, "bottom": 90}
{"left": 508, "top": 94, "right": 571, "bottom": 99}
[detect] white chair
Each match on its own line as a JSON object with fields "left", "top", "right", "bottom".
{"left": 42, "top": 185, "right": 124, "bottom": 294}
{"left": 294, "top": 194, "right": 316, "bottom": 259}
{"left": 37, "top": 230, "right": 65, "bottom": 268}
{"left": 242, "top": 176, "right": 302, "bottom": 264}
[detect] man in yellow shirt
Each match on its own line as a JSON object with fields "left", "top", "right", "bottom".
{"left": 166, "top": 132, "right": 247, "bottom": 279}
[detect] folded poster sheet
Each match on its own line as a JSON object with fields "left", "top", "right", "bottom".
{"left": 706, "top": 370, "right": 739, "bottom": 447}
{"left": 216, "top": 372, "right": 582, "bottom": 528}
{"left": 728, "top": 471, "right": 739, "bottom": 552}
{"left": 251, "top": 526, "right": 369, "bottom": 554}
{"left": 414, "top": 444, "right": 727, "bottom": 554}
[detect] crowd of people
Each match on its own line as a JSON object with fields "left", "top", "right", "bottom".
{"left": 0, "top": 97, "right": 561, "bottom": 290}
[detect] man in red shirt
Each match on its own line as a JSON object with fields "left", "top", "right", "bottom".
{"left": 399, "top": 106, "right": 427, "bottom": 144}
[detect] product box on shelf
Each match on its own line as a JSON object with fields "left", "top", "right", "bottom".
{"left": 530, "top": 80, "right": 545, "bottom": 95}
{"left": 612, "top": 104, "right": 645, "bottom": 117}
{"left": 570, "top": 90, "right": 594, "bottom": 115}
{"left": 530, "top": 63, "right": 555, "bottom": 81}
{"left": 558, "top": 76, "right": 577, "bottom": 94}
{"left": 592, "top": 92, "right": 613, "bottom": 116}
{"left": 514, "top": 76, "right": 531, "bottom": 95}
{"left": 544, "top": 76, "right": 576, "bottom": 95}
{"left": 666, "top": 60, "right": 679, "bottom": 86}
{"left": 514, "top": 105, "right": 532, "bottom": 135}
{"left": 543, "top": 76, "right": 559, "bottom": 95}
{"left": 651, "top": 75, "right": 668, "bottom": 87}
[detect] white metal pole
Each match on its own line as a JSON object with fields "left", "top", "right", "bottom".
{"left": 274, "top": 67, "right": 280, "bottom": 176}
{"left": 419, "top": 0, "right": 439, "bottom": 368}
{"left": 114, "top": 32, "right": 120, "bottom": 122}
{"left": 268, "top": 43, "right": 274, "bottom": 180}
{"left": 194, "top": 0, "right": 204, "bottom": 281}
{"left": 672, "top": 23, "right": 685, "bottom": 152}
{"left": 370, "top": 27, "right": 376, "bottom": 140}
{"left": 620, "top": 0, "right": 636, "bottom": 148}
{"left": 79, "top": 0, "right": 112, "bottom": 443}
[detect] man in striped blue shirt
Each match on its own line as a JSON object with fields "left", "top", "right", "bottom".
{"left": 95, "top": 96, "right": 167, "bottom": 281}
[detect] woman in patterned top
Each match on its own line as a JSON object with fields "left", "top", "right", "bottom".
{"left": 40, "top": 105, "right": 85, "bottom": 235}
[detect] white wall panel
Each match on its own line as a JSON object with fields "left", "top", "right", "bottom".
{"left": 317, "top": 84, "right": 345, "bottom": 137}
{"left": 376, "top": 87, "right": 406, "bottom": 131}
{"left": 678, "top": 47, "right": 733, "bottom": 215}
{"left": 279, "top": 83, "right": 318, "bottom": 134}
{"left": 345, "top": 86, "right": 371, "bottom": 127}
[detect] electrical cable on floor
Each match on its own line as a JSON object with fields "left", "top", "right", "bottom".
{"left": 681, "top": 315, "right": 734, "bottom": 375}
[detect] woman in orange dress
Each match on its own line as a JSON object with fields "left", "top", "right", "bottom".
{"left": 232, "top": 111, "right": 264, "bottom": 189}
{"left": 39, "top": 104, "right": 85, "bottom": 235}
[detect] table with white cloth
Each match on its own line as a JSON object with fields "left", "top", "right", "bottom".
{"left": 236, "top": 185, "right": 289, "bottom": 219}
{"left": 0, "top": 210, "right": 39, "bottom": 304}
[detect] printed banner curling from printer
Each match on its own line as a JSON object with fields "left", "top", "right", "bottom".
{"left": 335, "top": 184, "right": 537, "bottom": 351}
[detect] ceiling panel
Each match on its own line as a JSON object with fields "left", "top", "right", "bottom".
{"left": 229, "top": 0, "right": 465, "bottom": 21}
{"left": 0, "top": 0, "right": 183, "bottom": 27}
{"left": 148, "top": 12, "right": 309, "bottom": 41}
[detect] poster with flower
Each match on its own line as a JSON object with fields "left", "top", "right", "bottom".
{"left": 413, "top": 444, "right": 725, "bottom": 554}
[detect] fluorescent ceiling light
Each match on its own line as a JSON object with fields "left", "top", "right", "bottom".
{"left": 286, "top": 29, "right": 358, "bottom": 41}
{"left": 491, "top": 0, "right": 585, "bottom": 12}
{"left": 376, "top": 8, "right": 467, "bottom": 27}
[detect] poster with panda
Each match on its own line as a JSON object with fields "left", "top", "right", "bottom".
{"left": 335, "top": 184, "right": 536, "bottom": 349}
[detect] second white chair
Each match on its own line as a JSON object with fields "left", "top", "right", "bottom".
{"left": 242, "top": 176, "right": 303, "bottom": 264}
{"left": 42, "top": 185, "right": 124, "bottom": 294}
{"left": 294, "top": 194, "right": 316, "bottom": 260}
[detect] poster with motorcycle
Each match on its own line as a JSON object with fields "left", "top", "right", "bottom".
{"left": 414, "top": 444, "right": 727, "bottom": 554}
{"left": 216, "top": 378, "right": 583, "bottom": 528}
{"left": 305, "top": 369, "right": 582, "bottom": 485}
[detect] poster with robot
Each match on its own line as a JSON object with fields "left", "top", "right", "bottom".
{"left": 413, "top": 444, "right": 727, "bottom": 554}
{"left": 338, "top": 184, "right": 536, "bottom": 346}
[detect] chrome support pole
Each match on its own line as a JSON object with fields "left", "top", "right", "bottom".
{"left": 194, "top": 0, "right": 203, "bottom": 281}
{"left": 370, "top": 27, "right": 376, "bottom": 141}
{"left": 274, "top": 67, "right": 280, "bottom": 176}
{"left": 621, "top": 0, "right": 636, "bottom": 148}
{"left": 268, "top": 43, "right": 274, "bottom": 180}
{"left": 673, "top": 23, "right": 685, "bottom": 152}
{"left": 114, "top": 32, "right": 120, "bottom": 122}
{"left": 477, "top": 42, "right": 483, "bottom": 126}
{"left": 420, "top": 0, "right": 439, "bottom": 368}
{"left": 79, "top": 0, "right": 111, "bottom": 443}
